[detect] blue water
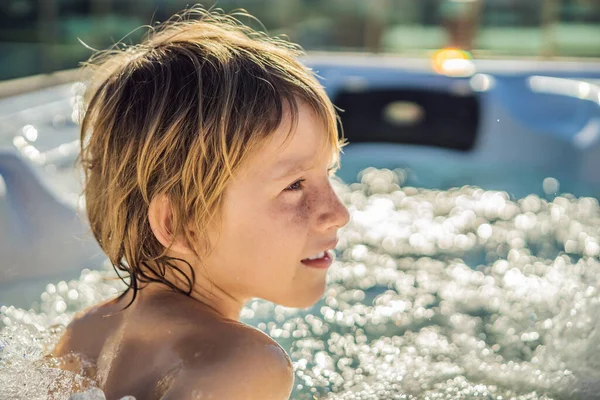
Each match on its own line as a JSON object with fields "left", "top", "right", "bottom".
{"left": 2, "top": 168, "right": 600, "bottom": 399}
{"left": 2, "top": 74, "right": 600, "bottom": 398}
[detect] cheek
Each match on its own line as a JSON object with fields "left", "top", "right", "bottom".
{"left": 276, "top": 184, "right": 334, "bottom": 229}
{"left": 274, "top": 192, "right": 320, "bottom": 232}
{"left": 218, "top": 188, "right": 328, "bottom": 264}
{"left": 246, "top": 194, "right": 319, "bottom": 257}
{"left": 220, "top": 196, "right": 309, "bottom": 254}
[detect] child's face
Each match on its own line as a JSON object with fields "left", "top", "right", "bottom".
{"left": 203, "top": 102, "right": 349, "bottom": 309}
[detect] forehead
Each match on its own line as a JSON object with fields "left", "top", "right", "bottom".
{"left": 246, "top": 102, "right": 335, "bottom": 177}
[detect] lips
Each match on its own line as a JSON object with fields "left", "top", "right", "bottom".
{"left": 302, "top": 239, "right": 339, "bottom": 261}
{"left": 301, "top": 250, "right": 333, "bottom": 269}
{"left": 304, "top": 250, "right": 326, "bottom": 260}
{"left": 301, "top": 239, "right": 339, "bottom": 269}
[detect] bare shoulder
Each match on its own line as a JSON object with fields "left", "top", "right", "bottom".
{"left": 164, "top": 322, "right": 294, "bottom": 400}
{"left": 52, "top": 298, "right": 122, "bottom": 359}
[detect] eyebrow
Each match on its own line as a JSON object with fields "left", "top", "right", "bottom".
{"left": 272, "top": 157, "right": 315, "bottom": 180}
{"left": 271, "top": 154, "right": 339, "bottom": 181}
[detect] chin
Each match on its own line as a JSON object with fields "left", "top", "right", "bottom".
{"left": 272, "top": 282, "right": 327, "bottom": 309}
{"left": 279, "top": 297, "right": 321, "bottom": 309}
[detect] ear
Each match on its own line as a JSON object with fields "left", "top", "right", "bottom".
{"left": 148, "top": 193, "right": 195, "bottom": 256}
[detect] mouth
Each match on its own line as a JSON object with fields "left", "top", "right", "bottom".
{"left": 301, "top": 250, "right": 333, "bottom": 269}
{"left": 304, "top": 250, "right": 328, "bottom": 260}
{"left": 301, "top": 240, "right": 339, "bottom": 269}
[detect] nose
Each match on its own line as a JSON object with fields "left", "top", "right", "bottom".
{"left": 316, "top": 182, "right": 350, "bottom": 232}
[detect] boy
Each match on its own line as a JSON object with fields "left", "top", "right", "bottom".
{"left": 53, "top": 6, "right": 349, "bottom": 399}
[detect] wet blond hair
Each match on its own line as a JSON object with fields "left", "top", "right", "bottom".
{"left": 78, "top": 6, "right": 344, "bottom": 304}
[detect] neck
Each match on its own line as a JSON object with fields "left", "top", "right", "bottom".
{"left": 188, "top": 280, "right": 246, "bottom": 322}
{"left": 134, "top": 262, "right": 247, "bottom": 322}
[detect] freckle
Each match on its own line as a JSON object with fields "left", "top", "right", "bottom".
{"left": 296, "top": 201, "right": 310, "bottom": 222}
{"left": 290, "top": 198, "right": 311, "bottom": 224}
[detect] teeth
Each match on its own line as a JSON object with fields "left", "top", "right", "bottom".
{"left": 306, "top": 251, "right": 326, "bottom": 260}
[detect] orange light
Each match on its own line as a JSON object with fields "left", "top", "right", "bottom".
{"left": 431, "top": 48, "right": 474, "bottom": 76}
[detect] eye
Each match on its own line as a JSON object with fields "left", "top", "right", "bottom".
{"left": 285, "top": 179, "right": 305, "bottom": 192}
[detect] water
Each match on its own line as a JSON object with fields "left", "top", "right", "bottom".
{"left": 2, "top": 169, "right": 600, "bottom": 399}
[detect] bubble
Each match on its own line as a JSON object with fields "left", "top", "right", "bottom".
{"left": 543, "top": 177, "right": 560, "bottom": 195}
{"left": 477, "top": 223, "right": 493, "bottom": 240}
{"left": 3, "top": 168, "right": 600, "bottom": 399}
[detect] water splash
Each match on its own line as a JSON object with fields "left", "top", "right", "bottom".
{"left": 2, "top": 169, "right": 600, "bottom": 399}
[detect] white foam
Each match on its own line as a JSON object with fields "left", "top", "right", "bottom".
{"left": 3, "top": 170, "right": 600, "bottom": 399}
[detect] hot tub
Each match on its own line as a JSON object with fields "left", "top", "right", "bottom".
{"left": 2, "top": 56, "right": 600, "bottom": 399}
